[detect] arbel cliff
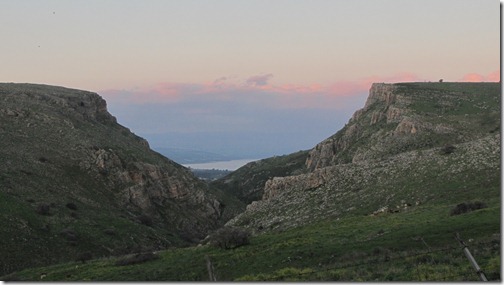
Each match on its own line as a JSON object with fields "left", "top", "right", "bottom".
{"left": 0, "top": 83, "right": 226, "bottom": 275}
{"left": 227, "top": 82, "right": 500, "bottom": 232}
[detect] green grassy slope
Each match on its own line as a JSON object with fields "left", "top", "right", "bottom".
{"left": 3, "top": 202, "right": 499, "bottom": 281}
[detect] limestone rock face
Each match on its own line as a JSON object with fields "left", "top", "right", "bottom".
{"left": 227, "top": 133, "right": 501, "bottom": 232}
{"left": 262, "top": 167, "right": 332, "bottom": 201}
{"left": 83, "top": 146, "right": 211, "bottom": 211}
{"left": 394, "top": 117, "right": 418, "bottom": 135}
{"left": 305, "top": 82, "right": 475, "bottom": 170}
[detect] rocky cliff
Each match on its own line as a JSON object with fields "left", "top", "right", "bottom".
{"left": 0, "top": 83, "right": 226, "bottom": 275}
{"left": 306, "top": 83, "right": 501, "bottom": 170}
{"left": 227, "top": 82, "right": 501, "bottom": 232}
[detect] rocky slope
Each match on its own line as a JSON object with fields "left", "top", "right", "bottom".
{"left": 226, "top": 82, "right": 500, "bottom": 232}
{"left": 0, "top": 83, "right": 234, "bottom": 275}
{"left": 306, "top": 82, "right": 500, "bottom": 169}
{"left": 210, "top": 151, "right": 308, "bottom": 204}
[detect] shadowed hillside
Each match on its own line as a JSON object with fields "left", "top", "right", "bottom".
{"left": 0, "top": 83, "right": 241, "bottom": 275}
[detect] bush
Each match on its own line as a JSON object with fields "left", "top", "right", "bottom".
{"left": 66, "top": 202, "right": 77, "bottom": 210}
{"left": 35, "top": 203, "right": 51, "bottom": 215}
{"left": 209, "top": 227, "right": 251, "bottom": 250}
{"left": 115, "top": 252, "right": 160, "bottom": 266}
{"left": 103, "top": 228, "right": 116, "bottom": 236}
{"left": 137, "top": 214, "right": 153, "bottom": 227}
{"left": 440, "top": 144, "right": 456, "bottom": 155}
{"left": 60, "top": 228, "right": 78, "bottom": 241}
{"left": 450, "top": 201, "right": 487, "bottom": 216}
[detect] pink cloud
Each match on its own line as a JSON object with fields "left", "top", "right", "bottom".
{"left": 100, "top": 72, "right": 425, "bottom": 109}
{"left": 461, "top": 73, "right": 485, "bottom": 82}
{"left": 460, "top": 70, "right": 500, "bottom": 82}
{"left": 487, "top": 70, "right": 500, "bottom": 82}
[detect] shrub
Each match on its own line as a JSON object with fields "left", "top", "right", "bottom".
{"left": 60, "top": 228, "right": 78, "bottom": 241}
{"left": 137, "top": 214, "right": 153, "bottom": 227}
{"left": 115, "top": 252, "right": 160, "bottom": 266}
{"left": 440, "top": 144, "right": 456, "bottom": 155}
{"left": 35, "top": 203, "right": 51, "bottom": 215}
{"left": 450, "top": 201, "right": 487, "bottom": 216}
{"left": 103, "top": 228, "right": 116, "bottom": 236}
{"left": 209, "top": 227, "right": 251, "bottom": 250}
{"left": 66, "top": 202, "right": 77, "bottom": 210}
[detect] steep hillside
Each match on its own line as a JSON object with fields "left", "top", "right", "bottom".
{"left": 227, "top": 82, "right": 500, "bottom": 232}
{"left": 307, "top": 82, "right": 500, "bottom": 169}
{"left": 0, "top": 83, "right": 234, "bottom": 275}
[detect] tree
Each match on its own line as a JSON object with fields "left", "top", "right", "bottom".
{"left": 209, "top": 227, "right": 251, "bottom": 249}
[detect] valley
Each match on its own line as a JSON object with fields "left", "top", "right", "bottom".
{"left": 0, "top": 82, "right": 500, "bottom": 281}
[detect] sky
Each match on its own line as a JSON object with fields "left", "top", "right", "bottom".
{"left": 1, "top": 0, "right": 500, "bottom": 159}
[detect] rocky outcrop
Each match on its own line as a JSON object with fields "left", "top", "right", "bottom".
{"left": 305, "top": 83, "right": 410, "bottom": 170}
{"left": 304, "top": 82, "right": 497, "bottom": 170}
{"left": 228, "top": 133, "right": 500, "bottom": 232}
{"left": 87, "top": 146, "right": 222, "bottom": 219}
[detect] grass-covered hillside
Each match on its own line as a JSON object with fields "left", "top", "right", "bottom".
{"left": 3, "top": 201, "right": 499, "bottom": 281}
{"left": 0, "top": 83, "right": 240, "bottom": 276}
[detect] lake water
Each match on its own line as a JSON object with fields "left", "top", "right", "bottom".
{"left": 183, "top": 158, "right": 259, "bottom": 171}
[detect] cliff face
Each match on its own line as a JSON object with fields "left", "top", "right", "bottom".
{"left": 0, "top": 83, "right": 224, "bottom": 275}
{"left": 305, "top": 82, "right": 499, "bottom": 170}
{"left": 227, "top": 82, "right": 501, "bottom": 232}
